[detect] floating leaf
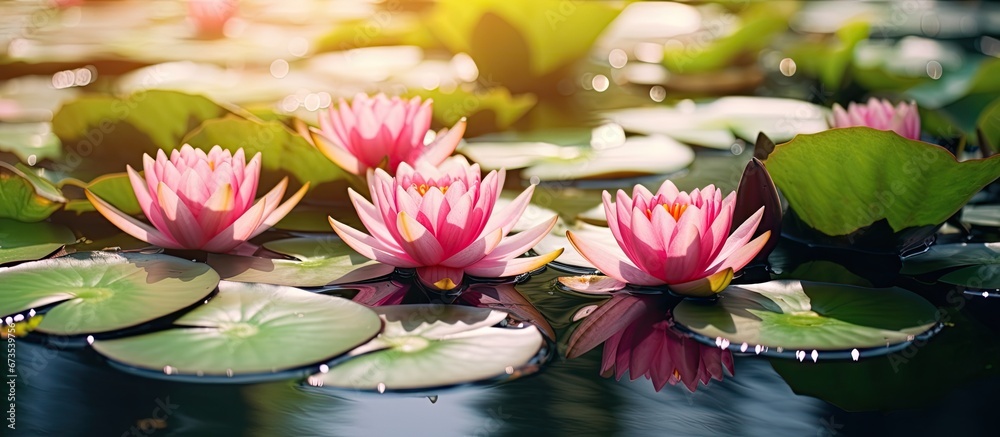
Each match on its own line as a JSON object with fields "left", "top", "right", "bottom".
{"left": 50, "top": 90, "right": 232, "bottom": 179}
{"left": 674, "top": 280, "right": 939, "bottom": 352}
{"left": 605, "top": 97, "right": 829, "bottom": 149}
{"left": 0, "top": 122, "right": 62, "bottom": 163}
{"left": 181, "top": 116, "right": 344, "bottom": 188}
{"left": 93, "top": 282, "right": 381, "bottom": 380}
{"left": 315, "top": 305, "right": 544, "bottom": 391}
{"left": 462, "top": 135, "right": 694, "bottom": 181}
{"left": 62, "top": 172, "right": 141, "bottom": 215}
{"left": 977, "top": 96, "right": 1000, "bottom": 149}
{"left": 901, "top": 242, "right": 1000, "bottom": 289}
{"left": 0, "top": 252, "right": 219, "bottom": 336}
{"left": 206, "top": 236, "right": 394, "bottom": 287}
{"left": 0, "top": 162, "right": 65, "bottom": 221}
{"left": 0, "top": 219, "right": 76, "bottom": 265}
{"left": 765, "top": 128, "right": 1000, "bottom": 236}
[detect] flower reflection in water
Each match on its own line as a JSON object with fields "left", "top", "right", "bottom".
{"left": 569, "top": 294, "right": 733, "bottom": 392}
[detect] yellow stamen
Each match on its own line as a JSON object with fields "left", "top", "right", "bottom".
{"left": 645, "top": 203, "right": 689, "bottom": 220}
{"left": 415, "top": 183, "right": 448, "bottom": 196}
{"left": 672, "top": 369, "right": 682, "bottom": 381}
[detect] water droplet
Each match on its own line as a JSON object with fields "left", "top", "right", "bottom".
{"left": 428, "top": 395, "right": 439, "bottom": 404}
{"left": 270, "top": 59, "right": 289, "bottom": 79}
{"left": 719, "top": 338, "right": 730, "bottom": 349}
{"left": 163, "top": 365, "right": 175, "bottom": 375}
{"left": 796, "top": 350, "right": 805, "bottom": 362}
{"left": 779, "top": 57, "right": 797, "bottom": 76}
{"left": 811, "top": 350, "right": 818, "bottom": 363}
{"left": 649, "top": 85, "right": 666, "bottom": 102}
{"left": 28, "top": 309, "right": 36, "bottom": 317}
{"left": 983, "top": 291, "right": 990, "bottom": 298}
{"left": 196, "top": 371, "right": 204, "bottom": 377}
{"left": 851, "top": 349, "right": 860, "bottom": 361}
{"left": 377, "top": 382, "right": 386, "bottom": 393}
{"left": 592, "top": 74, "right": 610, "bottom": 92}
{"left": 319, "top": 364, "right": 329, "bottom": 374}
{"left": 226, "top": 369, "right": 234, "bottom": 377}
{"left": 906, "top": 335, "right": 915, "bottom": 341}
{"left": 12, "top": 314, "right": 24, "bottom": 323}
{"left": 776, "top": 347, "right": 783, "bottom": 353}
{"left": 926, "top": 61, "right": 942, "bottom": 80}
{"left": 86, "top": 335, "right": 95, "bottom": 345}
{"left": 754, "top": 344, "right": 762, "bottom": 354}
{"left": 505, "top": 366, "right": 514, "bottom": 375}
{"left": 307, "top": 376, "right": 322, "bottom": 386}
{"left": 740, "top": 342, "right": 748, "bottom": 353}
{"left": 27, "top": 155, "right": 36, "bottom": 166}
{"left": 3, "top": 317, "right": 11, "bottom": 326}
{"left": 529, "top": 176, "right": 541, "bottom": 186}
{"left": 608, "top": 48, "right": 628, "bottom": 69}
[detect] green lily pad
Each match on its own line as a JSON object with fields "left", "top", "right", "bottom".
{"left": 0, "top": 219, "right": 76, "bottom": 265}
{"left": 0, "top": 161, "right": 65, "bottom": 222}
{"left": 181, "top": 115, "right": 344, "bottom": 188}
{"left": 462, "top": 135, "right": 694, "bottom": 181}
{"left": 604, "top": 97, "right": 829, "bottom": 149}
{"left": 50, "top": 90, "right": 232, "bottom": 180}
{"left": 62, "top": 172, "right": 141, "bottom": 215}
{"left": 313, "top": 305, "right": 544, "bottom": 391}
{"left": 206, "top": 236, "right": 395, "bottom": 287}
{"left": 901, "top": 242, "right": 1000, "bottom": 289}
{"left": 978, "top": 96, "right": 1000, "bottom": 149}
{"left": 674, "top": 280, "right": 940, "bottom": 352}
{"left": 93, "top": 281, "right": 382, "bottom": 380}
{"left": 0, "top": 122, "right": 62, "bottom": 164}
{"left": 765, "top": 127, "right": 1000, "bottom": 236}
{"left": 0, "top": 252, "right": 219, "bottom": 336}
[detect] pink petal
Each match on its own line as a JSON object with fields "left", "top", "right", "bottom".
{"left": 566, "top": 231, "right": 663, "bottom": 286}
{"left": 329, "top": 217, "right": 418, "bottom": 267}
{"left": 668, "top": 268, "right": 734, "bottom": 297}
{"left": 200, "top": 196, "right": 267, "bottom": 253}
{"left": 485, "top": 215, "right": 559, "bottom": 261}
{"left": 464, "top": 249, "right": 564, "bottom": 278}
{"left": 396, "top": 211, "right": 445, "bottom": 265}
{"left": 250, "top": 181, "right": 309, "bottom": 238}
{"left": 85, "top": 190, "right": 181, "bottom": 249}
{"left": 156, "top": 182, "right": 206, "bottom": 248}
{"left": 416, "top": 265, "right": 464, "bottom": 290}
{"left": 440, "top": 228, "right": 503, "bottom": 268}
{"left": 710, "top": 231, "right": 771, "bottom": 274}
{"left": 420, "top": 118, "right": 466, "bottom": 166}
{"left": 707, "top": 206, "right": 763, "bottom": 272}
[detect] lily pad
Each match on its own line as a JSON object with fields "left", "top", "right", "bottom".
{"left": 0, "top": 219, "right": 76, "bottom": 265}
{"left": 673, "top": 280, "right": 940, "bottom": 353}
{"left": 604, "top": 97, "right": 829, "bottom": 149}
{"left": 62, "top": 172, "right": 141, "bottom": 215}
{"left": 0, "top": 252, "right": 219, "bottom": 336}
{"left": 313, "top": 305, "right": 544, "bottom": 391}
{"left": 901, "top": 242, "right": 1000, "bottom": 289}
{"left": 411, "top": 86, "right": 537, "bottom": 132}
{"left": 462, "top": 135, "right": 694, "bottom": 181}
{"left": 93, "top": 281, "right": 382, "bottom": 381}
{"left": 765, "top": 128, "right": 1000, "bottom": 237}
{"left": 0, "top": 122, "right": 62, "bottom": 164}
{"left": 0, "top": 161, "right": 66, "bottom": 221}
{"left": 206, "top": 236, "right": 395, "bottom": 287}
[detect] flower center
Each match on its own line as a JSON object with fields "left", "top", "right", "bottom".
{"left": 645, "top": 203, "right": 688, "bottom": 221}
{"left": 414, "top": 183, "right": 448, "bottom": 196}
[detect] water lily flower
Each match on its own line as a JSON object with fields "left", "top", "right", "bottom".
{"left": 831, "top": 98, "right": 920, "bottom": 141}
{"left": 309, "top": 93, "right": 466, "bottom": 176}
{"left": 566, "top": 181, "right": 770, "bottom": 296}
{"left": 86, "top": 145, "right": 308, "bottom": 253}
{"left": 329, "top": 156, "right": 563, "bottom": 290}
{"left": 187, "top": 0, "right": 239, "bottom": 39}
{"left": 602, "top": 306, "right": 734, "bottom": 392}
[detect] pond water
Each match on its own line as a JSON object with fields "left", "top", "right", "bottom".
{"left": 3, "top": 0, "right": 1000, "bottom": 435}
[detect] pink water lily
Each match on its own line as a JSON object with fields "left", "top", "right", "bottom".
{"left": 567, "top": 181, "right": 770, "bottom": 296}
{"left": 86, "top": 145, "right": 308, "bottom": 253}
{"left": 308, "top": 93, "right": 466, "bottom": 176}
{"left": 187, "top": 0, "right": 239, "bottom": 39}
{"left": 831, "top": 98, "right": 920, "bottom": 141}
{"left": 329, "top": 157, "right": 563, "bottom": 290}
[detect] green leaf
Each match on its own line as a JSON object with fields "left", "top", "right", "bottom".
{"left": 410, "top": 86, "right": 536, "bottom": 130}
{"left": 764, "top": 127, "right": 1000, "bottom": 236}
{"left": 977, "top": 96, "right": 1000, "bottom": 149}
{"left": 206, "top": 236, "right": 395, "bottom": 287}
{"left": 50, "top": 90, "right": 232, "bottom": 179}
{"left": 0, "top": 122, "right": 62, "bottom": 163}
{"left": 181, "top": 116, "right": 344, "bottom": 187}
{"left": 673, "top": 280, "right": 940, "bottom": 351}
{"left": 901, "top": 242, "right": 1000, "bottom": 289}
{"left": 62, "top": 172, "right": 141, "bottom": 215}
{"left": 663, "top": 2, "right": 796, "bottom": 74}
{"left": 0, "top": 252, "right": 219, "bottom": 336}
{"left": 315, "top": 305, "right": 544, "bottom": 391}
{"left": 0, "top": 162, "right": 65, "bottom": 221}
{"left": 92, "top": 281, "right": 381, "bottom": 379}
{"left": 0, "top": 218, "right": 76, "bottom": 265}
{"left": 428, "top": 0, "right": 621, "bottom": 78}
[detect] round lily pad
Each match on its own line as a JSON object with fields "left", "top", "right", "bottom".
{"left": 312, "top": 305, "right": 545, "bottom": 392}
{"left": 0, "top": 252, "right": 219, "bottom": 336}
{"left": 92, "top": 281, "right": 382, "bottom": 381}
{"left": 901, "top": 242, "right": 1000, "bottom": 289}
{"left": 0, "top": 218, "right": 76, "bottom": 265}
{"left": 207, "top": 236, "right": 395, "bottom": 287}
{"left": 673, "top": 280, "right": 940, "bottom": 355}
